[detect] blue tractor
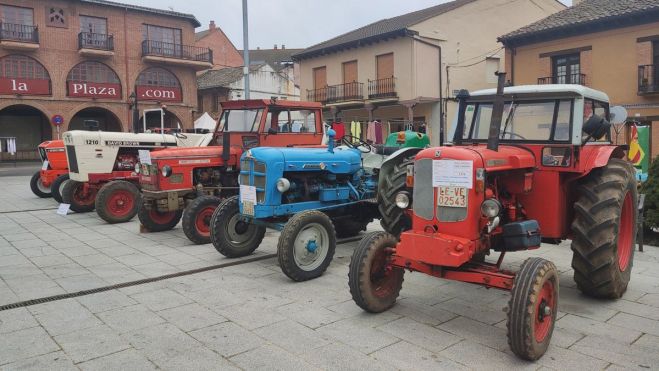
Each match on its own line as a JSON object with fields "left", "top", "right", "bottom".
{"left": 209, "top": 131, "right": 427, "bottom": 281}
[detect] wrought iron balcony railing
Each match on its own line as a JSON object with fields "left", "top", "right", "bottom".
{"left": 537, "top": 73, "right": 587, "bottom": 86}
{"left": 141, "top": 40, "right": 213, "bottom": 63}
{"left": 307, "top": 82, "right": 364, "bottom": 104}
{"left": 78, "top": 32, "right": 114, "bottom": 51}
{"left": 368, "top": 77, "right": 397, "bottom": 99}
{"left": 0, "top": 23, "right": 38, "bottom": 43}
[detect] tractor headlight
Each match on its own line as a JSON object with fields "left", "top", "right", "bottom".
{"left": 480, "top": 199, "right": 501, "bottom": 218}
{"left": 276, "top": 178, "right": 290, "bottom": 193}
{"left": 161, "top": 165, "right": 172, "bottom": 177}
{"left": 134, "top": 163, "right": 141, "bottom": 174}
{"left": 395, "top": 192, "right": 410, "bottom": 209}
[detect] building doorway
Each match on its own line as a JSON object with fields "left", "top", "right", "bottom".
{"left": 0, "top": 104, "right": 51, "bottom": 161}
{"left": 69, "top": 107, "right": 122, "bottom": 131}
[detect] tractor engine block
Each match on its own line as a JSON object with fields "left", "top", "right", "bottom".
{"left": 193, "top": 167, "right": 222, "bottom": 187}
{"left": 115, "top": 153, "right": 138, "bottom": 171}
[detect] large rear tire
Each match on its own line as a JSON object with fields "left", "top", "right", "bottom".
{"left": 210, "top": 196, "right": 265, "bottom": 257}
{"left": 182, "top": 196, "right": 222, "bottom": 245}
{"left": 61, "top": 180, "right": 96, "bottom": 213}
{"left": 278, "top": 210, "right": 336, "bottom": 281}
{"left": 95, "top": 181, "right": 141, "bottom": 224}
{"left": 378, "top": 156, "right": 414, "bottom": 236}
{"left": 349, "top": 231, "right": 404, "bottom": 313}
{"left": 507, "top": 257, "right": 558, "bottom": 361}
{"left": 137, "top": 207, "right": 182, "bottom": 232}
{"left": 570, "top": 158, "right": 637, "bottom": 299}
{"left": 51, "top": 174, "right": 70, "bottom": 203}
{"left": 30, "top": 171, "right": 51, "bottom": 198}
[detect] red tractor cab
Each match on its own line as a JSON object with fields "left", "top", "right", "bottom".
{"left": 138, "top": 99, "right": 326, "bottom": 244}
{"left": 30, "top": 140, "right": 70, "bottom": 201}
{"left": 349, "top": 76, "right": 637, "bottom": 361}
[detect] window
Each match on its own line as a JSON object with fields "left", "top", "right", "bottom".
{"left": 219, "top": 109, "right": 263, "bottom": 132}
{"left": 265, "top": 109, "right": 317, "bottom": 133}
{"left": 553, "top": 54, "right": 580, "bottom": 84}
{"left": 583, "top": 99, "right": 610, "bottom": 142}
{"left": 80, "top": 15, "right": 107, "bottom": 34}
{"left": 0, "top": 5, "right": 33, "bottom": 25}
{"left": 0, "top": 55, "right": 49, "bottom": 79}
{"left": 197, "top": 93, "right": 203, "bottom": 112}
{"left": 67, "top": 61, "right": 119, "bottom": 83}
{"left": 376, "top": 53, "right": 394, "bottom": 79}
{"left": 142, "top": 24, "right": 182, "bottom": 57}
{"left": 463, "top": 100, "right": 572, "bottom": 142}
{"left": 136, "top": 68, "right": 180, "bottom": 87}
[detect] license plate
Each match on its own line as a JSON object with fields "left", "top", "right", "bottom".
{"left": 242, "top": 201, "right": 254, "bottom": 216}
{"left": 437, "top": 187, "right": 468, "bottom": 208}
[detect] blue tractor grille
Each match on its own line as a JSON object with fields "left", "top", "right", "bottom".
{"left": 240, "top": 158, "right": 266, "bottom": 203}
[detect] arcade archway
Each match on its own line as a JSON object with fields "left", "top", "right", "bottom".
{"left": 0, "top": 104, "right": 50, "bottom": 161}
{"left": 69, "top": 107, "right": 122, "bottom": 131}
{"left": 138, "top": 109, "right": 182, "bottom": 132}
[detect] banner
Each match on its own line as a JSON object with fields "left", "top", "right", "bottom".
{"left": 628, "top": 124, "right": 650, "bottom": 173}
{"left": 0, "top": 78, "right": 50, "bottom": 95}
{"left": 136, "top": 86, "right": 182, "bottom": 102}
{"left": 67, "top": 81, "right": 121, "bottom": 99}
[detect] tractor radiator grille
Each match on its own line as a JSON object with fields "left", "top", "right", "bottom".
{"left": 412, "top": 158, "right": 434, "bottom": 220}
{"left": 240, "top": 158, "right": 266, "bottom": 203}
{"left": 65, "top": 145, "right": 79, "bottom": 173}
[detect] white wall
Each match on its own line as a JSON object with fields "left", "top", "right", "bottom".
{"left": 229, "top": 64, "right": 300, "bottom": 100}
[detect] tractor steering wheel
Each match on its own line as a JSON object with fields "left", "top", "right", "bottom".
{"left": 501, "top": 131, "right": 526, "bottom": 140}
{"left": 341, "top": 135, "right": 373, "bottom": 153}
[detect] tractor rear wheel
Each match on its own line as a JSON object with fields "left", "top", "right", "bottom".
{"left": 210, "top": 196, "right": 265, "bottom": 258}
{"left": 51, "top": 174, "right": 70, "bottom": 204}
{"left": 349, "top": 231, "right": 404, "bottom": 313}
{"left": 182, "top": 196, "right": 222, "bottom": 244}
{"left": 95, "top": 181, "right": 141, "bottom": 224}
{"left": 30, "top": 171, "right": 51, "bottom": 198}
{"left": 61, "top": 180, "right": 96, "bottom": 212}
{"left": 570, "top": 158, "right": 637, "bottom": 299}
{"left": 333, "top": 217, "right": 371, "bottom": 238}
{"left": 507, "top": 257, "right": 558, "bottom": 361}
{"left": 378, "top": 155, "right": 414, "bottom": 236}
{"left": 138, "top": 207, "right": 182, "bottom": 232}
{"left": 278, "top": 210, "right": 336, "bottom": 281}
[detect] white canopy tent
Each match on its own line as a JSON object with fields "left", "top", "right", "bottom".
{"left": 194, "top": 112, "right": 217, "bottom": 131}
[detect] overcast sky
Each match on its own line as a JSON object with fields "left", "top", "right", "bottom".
{"left": 130, "top": 0, "right": 572, "bottom": 50}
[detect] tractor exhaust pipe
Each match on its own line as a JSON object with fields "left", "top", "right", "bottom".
{"left": 487, "top": 72, "right": 507, "bottom": 152}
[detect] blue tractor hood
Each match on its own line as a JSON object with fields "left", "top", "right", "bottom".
{"left": 245, "top": 147, "right": 361, "bottom": 174}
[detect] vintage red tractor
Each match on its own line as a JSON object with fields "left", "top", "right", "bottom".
{"left": 137, "top": 99, "right": 326, "bottom": 244}
{"left": 349, "top": 76, "right": 637, "bottom": 361}
{"left": 30, "top": 140, "right": 69, "bottom": 202}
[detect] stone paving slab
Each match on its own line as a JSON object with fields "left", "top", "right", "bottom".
{"left": 2, "top": 175, "right": 659, "bottom": 370}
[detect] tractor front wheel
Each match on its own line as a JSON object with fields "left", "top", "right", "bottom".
{"left": 378, "top": 155, "right": 415, "bottom": 236}
{"left": 95, "top": 181, "right": 141, "bottom": 223}
{"left": 507, "top": 257, "right": 558, "bottom": 361}
{"left": 51, "top": 174, "right": 70, "bottom": 204}
{"left": 571, "top": 158, "right": 637, "bottom": 299}
{"left": 349, "top": 231, "right": 404, "bottom": 313}
{"left": 210, "top": 196, "right": 265, "bottom": 257}
{"left": 137, "top": 207, "right": 182, "bottom": 232}
{"left": 182, "top": 196, "right": 222, "bottom": 244}
{"left": 30, "top": 171, "right": 51, "bottom": 198}
{"left": 61, "top": 180, "right": 97, "bottom": 212}
{"left": 278, "top": 210, "right": 336, "bottom": 281}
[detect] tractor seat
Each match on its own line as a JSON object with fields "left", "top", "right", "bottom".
{"left": 371, "top": 144, "right": 401, "bottom": 156}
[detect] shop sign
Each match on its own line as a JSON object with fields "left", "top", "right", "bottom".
{"left": 68, "top": 81, "right": 121, "bottom": 99}
{"left": 136, "top": 86, "right": 182, "bottom": 102}
{"left": 0, "top": 78, "right": 50, "bottom": 95}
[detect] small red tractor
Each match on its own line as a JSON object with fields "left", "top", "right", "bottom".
{"left": 349, "top": 75, "right": 638, "bottom": 361}
{"left": 30, "top": 140, "right": 69, "bottom": 202}
{"left": 137, "top": 99, "right": 326, "bottom": 244}
{"left": 61, "top": 110, "right": 213, "bottom": 223}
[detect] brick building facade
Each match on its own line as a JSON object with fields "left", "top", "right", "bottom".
{"left": 194, "top": 20, "right": 243, "bottom": 70}
{"left": 0, "top": 0, "right": 211, "bottom": 160}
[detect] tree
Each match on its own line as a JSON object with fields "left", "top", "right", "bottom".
{"left": 642, "top": 156, "right": 659, "bottom": 229}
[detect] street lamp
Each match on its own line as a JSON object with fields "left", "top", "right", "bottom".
{"left": 129, "top": 91, "right": 139, "bottom": 133}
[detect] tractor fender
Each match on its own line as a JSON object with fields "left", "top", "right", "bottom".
{"left": 578, "top": 145, "right": 626, "bottom": 174}
{"left": 377, "top": 147, "right": 424, "bottom": 190}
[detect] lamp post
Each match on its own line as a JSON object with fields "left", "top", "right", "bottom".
{"left": 242, "top": 0, "right": 250, "bottom": 99}
{"left": 129, "top": 90, "right": 139, "bottom": 133}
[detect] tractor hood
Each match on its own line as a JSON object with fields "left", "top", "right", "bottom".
{"left": 245, "top": 147, "right": 361, "bottom": 174}
{"left": 418, "top": 144, "right": 535, "bottom": 171}
{"left": 149, "top": 145, "right": 242, "bottom": 160}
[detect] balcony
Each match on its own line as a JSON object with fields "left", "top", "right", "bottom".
{"left": 638, "top": 65, "right": 659, "bottom": 95}
{"left": 141, "top": 40, "right": 213, "bottom": 70}
{"left": 0, "top": 23, "right": 39, "bottom": 51}
{"left": 368, "top": 77, "right": 397, "bottom": 100}
{"left": 78, "top": 32, "right": 114, "bottom": 58}
{"left": 537, "top": 73, "right": 587, "bottom": 86}
{"left": 307, "top": 82, "right": 364, "bottom": 104}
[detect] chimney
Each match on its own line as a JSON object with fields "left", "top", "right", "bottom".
{"left": 274, "top": 44, "right": 278, "bottom": 49}
{"left": 281, "top": 44, "right": 285, "bottom": 50}
{"left": 209, "top": 20, "right": 216, "bottom": 30}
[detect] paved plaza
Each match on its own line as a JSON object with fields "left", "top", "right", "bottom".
{"left": 1, "top": 174, "right": 659, "bottom": 370}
